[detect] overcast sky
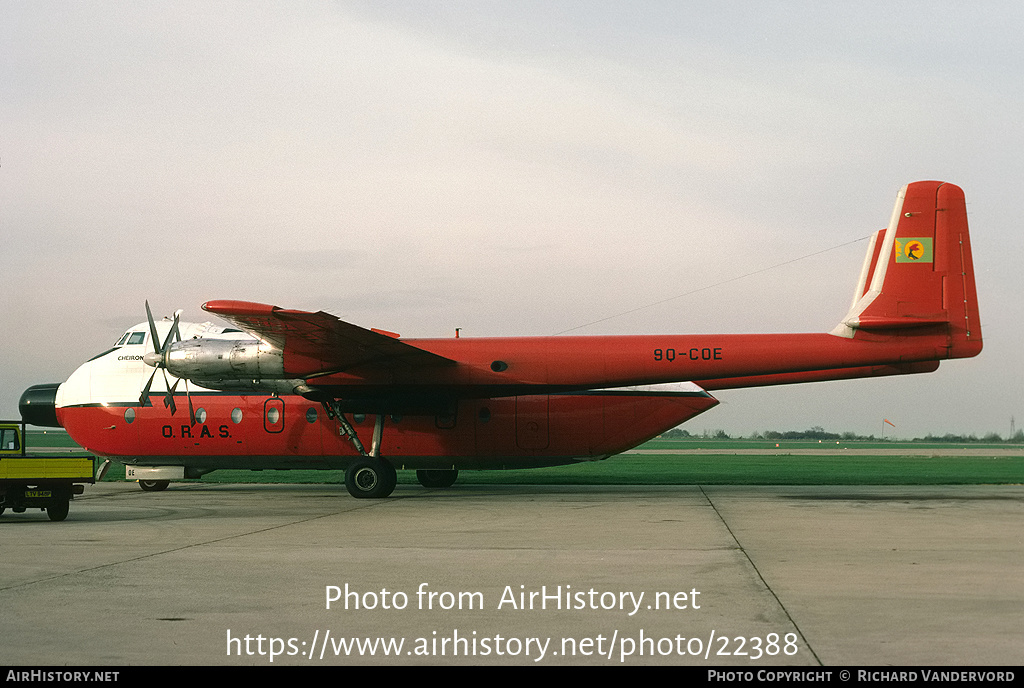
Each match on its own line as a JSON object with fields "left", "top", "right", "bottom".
{"left": 2, "top": 1, "right": 1022, "bottom": 438}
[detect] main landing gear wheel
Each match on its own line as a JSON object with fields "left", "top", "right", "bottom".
{"left": 416, "top": 469, "right": 458, "bottom": 488}
{"left": 139, "top": 479, "right": 170, "bottom": 492}
{"left": 345, "top": 457, "right": 397, "bottom": 499}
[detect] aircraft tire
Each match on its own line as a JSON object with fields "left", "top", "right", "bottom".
{"left": 416, "top": 469, "right": 458, "bottom": 488}
{"left": 47, "top": 499, "right": 70, "bottom": 522}
{"left": 139, "top": 480, "right": 170, "bottom": 492}
{"left": 345, "top": 458, "right": 397, "bottom": 499}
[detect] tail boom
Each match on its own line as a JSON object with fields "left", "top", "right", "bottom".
{"left": 696, "top": 361, "right": 940, "bottom": 391}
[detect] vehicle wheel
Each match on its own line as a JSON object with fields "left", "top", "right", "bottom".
{"left": 47, "top": 499, "right": 70, "bottom": 522}
{"left": 139, "top": 480, "right": 170, "bottom": 492}
{"left": 416, "top": 469, "right": 458, "bottom": 488}
{"left": 345, "top": 458, "right": 397, "bottom": 499}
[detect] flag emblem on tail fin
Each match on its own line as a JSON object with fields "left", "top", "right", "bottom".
{"left": 895, "top": 237, "right": 933, "bottom": 263}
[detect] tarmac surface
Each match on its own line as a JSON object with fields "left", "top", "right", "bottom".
{"left": 1, "top": 481, "right": 1021, "bottom": 666}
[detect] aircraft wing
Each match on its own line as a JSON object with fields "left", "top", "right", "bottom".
{"left": 202, "top": 300, "right": 456, "bottom": 375}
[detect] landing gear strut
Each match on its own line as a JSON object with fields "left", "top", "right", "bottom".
{"left": 324, "top": 405, "right": 398, "bottom": 499}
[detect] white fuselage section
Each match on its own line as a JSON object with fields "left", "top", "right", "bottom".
{"left": 55, "top": 319, "right": 269, "bottom": 410}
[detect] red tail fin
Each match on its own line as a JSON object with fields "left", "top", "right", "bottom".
{"left": 833, "top": 181, "right": 982, "bottom": 359}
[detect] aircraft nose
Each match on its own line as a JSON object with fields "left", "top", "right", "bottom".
{"left": 19, "top": 383, "right": 62, "bottom": 427}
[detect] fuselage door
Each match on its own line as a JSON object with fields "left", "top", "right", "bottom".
{"left": 515, "top": 395, "right": 549, "bottom": 450}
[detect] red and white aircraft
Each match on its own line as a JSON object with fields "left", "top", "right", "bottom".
{"left": 20, "top": 181, "right": 982, "bottom": 498}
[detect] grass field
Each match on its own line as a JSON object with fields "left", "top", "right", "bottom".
{"left": 27, "top": 431, "right": 1024, "bottom": 486}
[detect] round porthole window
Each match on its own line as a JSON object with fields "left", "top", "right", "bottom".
{"left": 267, "top": 407, "right": 281, "bottom": 424}
{"left": 231, "top": 408, "right": 243, "bottom": 424}
{"left": 306, "top": 407, "right": 318, "bottom": 423}
{"left": 195, "top": 408, "right": 207, "bottom": 424}
{"left": 124, "top": 407, "right": 136, "bottom": 424}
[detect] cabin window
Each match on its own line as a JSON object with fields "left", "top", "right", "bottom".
{"left": 306, "top": 407, "right": 318, "bottom": 424}
{"left": 231, "top": 408, "right": 243, "bottom": 424}
{"left": 195, "top": 408, "right": 207, "bottom": 424}
{"left": 124, "top": 408, "right": 136, "bottom": 424}
{"left": 264, "top": 398, "right": 284, "bottom": 433}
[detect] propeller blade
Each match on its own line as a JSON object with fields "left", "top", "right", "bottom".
{"left": 139, "top": 369, "right": 157, "bottom": 407}
{"left": 145, "top": 301, "right": 161, "bottom": 354}
{"left": 163, "top": 370, "right": 179, "bottom": 416}
{"left": 162, "top": 310, "right": 181, "bottom": 352}
{"left": 172, "top": 310, "right": 183, "bottom": 339}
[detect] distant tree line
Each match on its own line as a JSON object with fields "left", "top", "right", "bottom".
{"left": 913, "top": 431, "right": 1024, "bottom": 443}
{"left": 662, "top": 427, "right": 1024, "bottom": 443}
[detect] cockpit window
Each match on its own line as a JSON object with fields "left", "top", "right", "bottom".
{"left": 125, "top": 332, "right": 146, "bottom": 346}
{"left": 115, "top": 333, "right": 131, "bottom": 346}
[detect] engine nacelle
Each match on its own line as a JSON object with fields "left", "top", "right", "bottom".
{"left": 161, "top": 338, "right": 285, "bottom": 380}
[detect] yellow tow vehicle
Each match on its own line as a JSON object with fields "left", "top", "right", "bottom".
{"left": 0, "top": 421, "right": 94, "bottom": 522}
